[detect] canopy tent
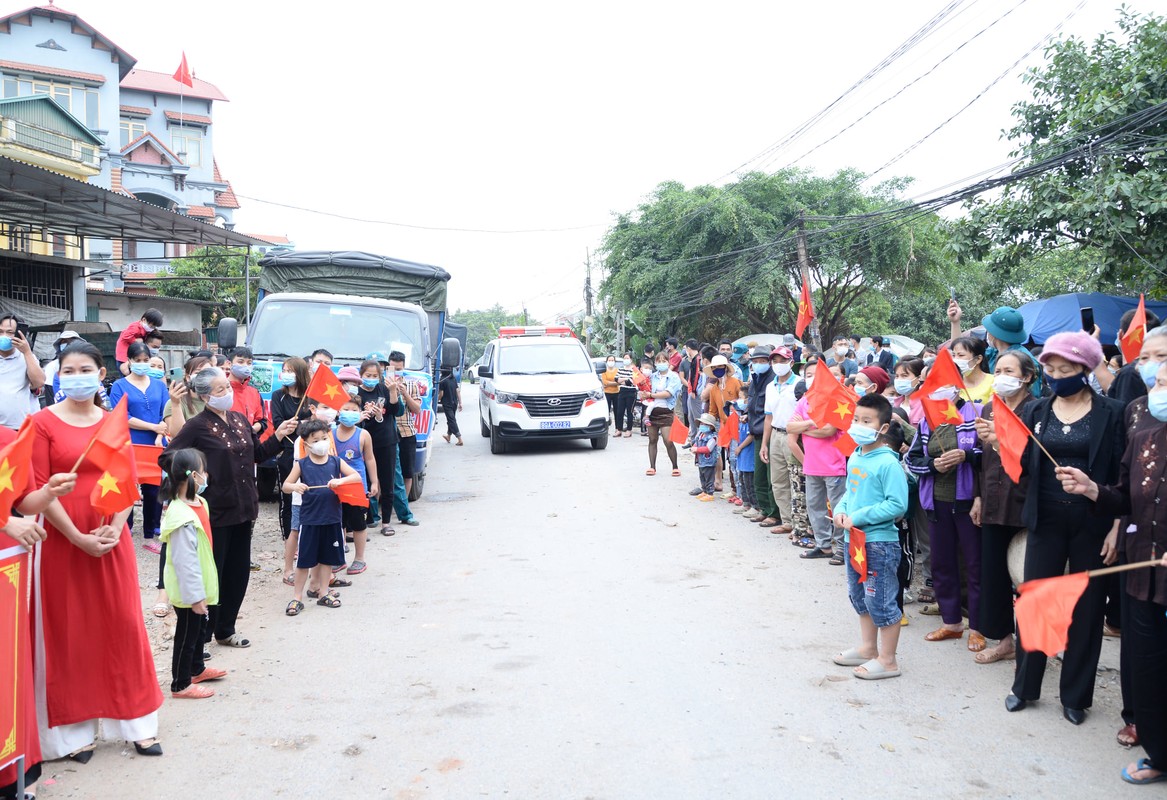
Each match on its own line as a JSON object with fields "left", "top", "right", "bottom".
{"left": 1017, "top": 292, "right": 1167, "bottom": 345}
{"left": 257, "top": 250, "right": 451, "bottom": 312}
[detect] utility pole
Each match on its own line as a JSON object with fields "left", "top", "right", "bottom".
{"left": 522, "top": 303, "right": 528, "bottom": 326}
{"left": 584, "top": 249, "right": 594, "bottom": 353}
{"left": 796, "top": 212, "right": 823, "bottom": 354}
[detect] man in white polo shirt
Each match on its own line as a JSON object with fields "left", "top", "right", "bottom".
{"left": 0, "top": 314, "right": 46, "bottom": 429}
{"left": 760, "top": 345, "right": 799, "bottom": 535}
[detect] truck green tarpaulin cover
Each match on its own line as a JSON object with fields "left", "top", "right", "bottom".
{"left": 257, "top": 250, "right": 451, "bottom": 312}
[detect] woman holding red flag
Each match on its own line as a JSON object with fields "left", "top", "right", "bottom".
{"left": 25, "top": 342, "right": 164, "bottom": 762}
{"left": 971, "top": 350, "right": 1037, "bottom": 665}
{"left": 1006, "top": 331, "right": 1126, "bottom": 726}
{"left": 165, "top": 367, "right": 298, "bottom": 649}
{"left": 1058, "top": 360, "right": 1167, "bottom": 783}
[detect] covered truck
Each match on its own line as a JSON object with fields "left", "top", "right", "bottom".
{"left": 217, "top": 250, "right": 460, "bottom": 501}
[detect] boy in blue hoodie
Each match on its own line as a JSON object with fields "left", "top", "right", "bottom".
{"left": 831, "top": 394, "right": 909, "bottom": 680}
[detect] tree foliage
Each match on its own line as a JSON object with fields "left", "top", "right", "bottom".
{"left": 951, "top": 10, "right": 1167, "bottom": 292}
{"left": 151, "top": 246, "right": 260, "bottom": 326}
{"left": 449, "top": 304, "right": 526, "bottom": 362}
{"left": 599, "top": 169, "right": 955, "bottom": 348}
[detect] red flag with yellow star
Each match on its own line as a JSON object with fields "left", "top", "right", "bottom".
{"left": 795, "top": 276, "right": 814, "bottom": 338}
{"left": 920, "top": 393, "right": 964, "bottom": 430}
{"left": 806, "top": 359, "right": 859, "bottom": 432}
{"left": 0, "top": 419, "right": 35, "bottom": 526}
{"left": 86, "top": 397, "right": 140, "bottom": 516}
{"left": 1120, "top": 294, "right": 1147, "bottom": 365}
{"left": 919, "top": 348, "right": 966, "bottom": 429}
{"left": 848, "top": 526, "right": 867, "bottom": 583}
{"left": 305, "top": 365, "right": 348, "bottom": 411}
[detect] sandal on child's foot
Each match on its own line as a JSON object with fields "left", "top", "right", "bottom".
{"left": 286, "top": 599, "right": 304, "bottom": 616}
{"left": 346, "top": 560, "right": 367, "bottom": 575}
{"left": 328, "top": 577, "right": 353, "bottom": 588}
{"left": 316, "top": 594, "right": 342, "bottom": 608}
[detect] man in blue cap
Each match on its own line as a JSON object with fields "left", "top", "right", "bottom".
{"left": 948, "top": 300, "right": 1042, "bottom": 396}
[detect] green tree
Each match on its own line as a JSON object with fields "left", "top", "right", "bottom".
{"left": 151, "top": 246, "right": 260, "bottom": 326}
{"left": 600, "top": 169, "right": 955, "bottom": 348}
{"left": 951, "top": 10, "right": 1167, "bottom": 293}
{"left": 449, "top": 305, "right": 525, "bottom": 362}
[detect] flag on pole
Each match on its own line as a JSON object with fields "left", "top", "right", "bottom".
{"left": 669, "top": 416, "right": 689, "bottom": 445}
{"left": 920, "top": 393, "right": 964, "bottom": 430}
{"left": 919, "top": 348, "right": 966, "bottom": 429}
{"left": 1014, "top": 572, "right": 1090, "bottom": 656}
{"left": 0, "top": 419, "right": 35, "bottom": 527}
{"left": 1120, "top": 294, "right": 1147, "bottom": 365}
{"left": 82, "top": 397, "right": 140, "bottom": 516}
{"left": 131, "top": 444, "right": 165, "bottom": 487}
{"left": 990, "top": 393, "right": 1029, "bottom": 482}
{"left": 848, "top": 527, "right": 868, "bottom": 583}
{"left": 331, "top": 482, "right": 369, "bottom": 508}
{"left": 305, "top": 366, "right": 348, "bottom": 412}
{"left": 795, "top": 276, "right": 814, "bottom": 339}
{"left": 0, "top": 546, "right": 34, "bottom": 776}
{"left": 806, "top": 361, "right": 859, "bottom": 432}
{"left": 172, "top": 52, "right": 194, "bottom": 87}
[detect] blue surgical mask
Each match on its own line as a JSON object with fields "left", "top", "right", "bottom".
{"left": 146, "top": 367, "right": 166, "bottom": 380}
{"left": 338, "top": 410, "right": 361, "bottom": 427}
{"left": 699, "top": 425, "right": 712, "bottom": 433}
{"left": 735, "top": 400, "right": 746, "bottom": 410}
{"left": 362, "top": 377, "right": 379, "bottom": 389}
{"left": 59, "top": 373, "right": 101, "bottom": 401}
{"left": 279, "top": 371, "right": 295, "bottom": 384}
{"left": 130, "top": 362, "right": 151, "bottom": 376}
{"left": 1148, "top": 391, "right": 1167, "bottom": 422}
{"left": 194, "top": 474, "right": 208, "bottom": 495}
{"left": 751, "top": 362, "right": 768, "bottom": 375}
{"left": 1140, "top": 360, "right": 1163, "bottom": 388}
{"left": 894, "top": 378, "right": 915, "bottom": 396}
{"left": 847, "top": 422, "right": 880, "bottom": 446}
{"left": 854, "top": 384, "right": 868, "bottom": 397}
{"left": 148, "top": 347, "right": 160, "bottom": 357}
{"left": 0, "top": 336, "right": 11, "bottom": 352}
{"left": 655, "top": 362, "right": 668, "bottom": 373}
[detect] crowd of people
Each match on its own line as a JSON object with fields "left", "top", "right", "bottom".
{"left": 0, "top": 311, "right": 468, "bottom": 799}
{"left": 602, "top": 299, "right": 1167, "bottom": 787}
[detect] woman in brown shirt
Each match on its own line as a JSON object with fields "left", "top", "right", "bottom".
{"left": 1058, "top": 361, "right": 1167, "bottom": 785}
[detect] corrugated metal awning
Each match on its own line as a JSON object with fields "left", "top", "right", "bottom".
{"left": 0, "top": 156, "right": 263, "bottom": 247}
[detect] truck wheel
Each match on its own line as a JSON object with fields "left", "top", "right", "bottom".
{"left": 408, "top": 470, "right": 424, "bottom": 501}
{"left": 490, "top": 422, "right": 507, "bottom": 454}
{"left": 480, "top": 414, "right": 490, "bottom": 438}
{"left": 591, "top": 431, "right": 609, "bottom": 450}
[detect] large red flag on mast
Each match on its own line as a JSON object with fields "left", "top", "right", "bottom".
{"left": 173, "top": 52, "right": 194, "bottom": 87}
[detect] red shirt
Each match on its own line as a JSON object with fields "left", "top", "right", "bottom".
{"left": 116, "top": 320, "right": 151, "bottom": 363}
{"left": 230, "top": 378, "right": 266, "bottom": 428}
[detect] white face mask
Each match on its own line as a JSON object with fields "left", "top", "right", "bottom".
{"left": 835, "top": 346, "right": 848, "bottom": 357}
{"left": 993, "top": 374, "right": 1023, "bottom": 397}
{"left": 205, "top": 390, "right": 233, "bottom": 412}
{"left": 307, "top": 440, "right": 330, "bottom": 457}
{"left": 316, "top": 407, "right": 337, "bottom": 423}
{"left": 773, "top": 362, "right": 791, "bottom": 377}
{"left": 929, "top": 386, "right": 958, "bottom": 402}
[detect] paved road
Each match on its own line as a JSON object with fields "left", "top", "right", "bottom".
{"left": 45, "top": 385, "right": 1127, "bottom": 799}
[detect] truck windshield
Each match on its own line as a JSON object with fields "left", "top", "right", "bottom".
{"left": 499, "top": 343, "right": 592, "bottom": 375}
{"left": 250, "top": 300, "right": 425, "bottom": 369}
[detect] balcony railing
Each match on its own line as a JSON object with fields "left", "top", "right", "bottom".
{"left": 0, "top": 117, "right": 99, "bottom": 167}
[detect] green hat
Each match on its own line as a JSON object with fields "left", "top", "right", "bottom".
{"left": 981, "top": 306, "right": 1027, "bottom": 345}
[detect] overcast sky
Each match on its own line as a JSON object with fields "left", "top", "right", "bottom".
{"left": 72, "top": 0, "right": 1142, "bottom": 321}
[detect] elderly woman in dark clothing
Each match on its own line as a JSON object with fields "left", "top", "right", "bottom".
{"left": 1005, "top": 331, "right": 1126, "bottom": 726}
{"left": 972, "top": 350, "right": 1036, "bottom": 664}
{"left": 1058, "top": 361, "right": 1167, "bottom": 784}
{"left": 165, "top": 367, "right": 298, "bottom": 648}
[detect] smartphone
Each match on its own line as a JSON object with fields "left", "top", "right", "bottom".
{"left": 948, "top": 286, "right": 957, "bottom": 302}
{"left": 167, "top": 366, "right": 184, "bottom": 382}
{"left": 1080, "top": 306, "right": 1095, "bottom": 333}
{"left": 15, "top": 322, "right": 29, "bottom": 339}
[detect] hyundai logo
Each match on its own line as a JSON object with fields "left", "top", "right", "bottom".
{"left": 547, "top": 397, "right": 563, "bottom": 406}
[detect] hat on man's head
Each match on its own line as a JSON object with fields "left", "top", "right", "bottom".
{"left": 732, "top": 342, "right": 748, "bottom": 357}
{"left": 1037, "top": 331, "right": 1103, "bottom": 372}
{"left": 366, "top": 350, "right": 389, "bottom": 363}
{"left": 54, "top": 330, "right": 81, "bottom": 347}
{"left": 981, "top": 306, "right": 1028, "bottom": 345}
{"left": 749, "top": 345, "right": 772, "bottom": 360}
{"left": 770, "top": 346, "right": 794, "bottom": 361}
{"left": 859, "top": 365, "right": 890, "bottom": 395}
{"left": 783, "top": 333, "right": 796, "bottom": 345}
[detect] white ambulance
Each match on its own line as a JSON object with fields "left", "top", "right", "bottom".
{"left": 476, "top": 326, "right": 609, "bottom": 454}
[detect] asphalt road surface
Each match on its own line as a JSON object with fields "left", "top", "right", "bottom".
{"left": 42, "top": 385, "right": 1127, "bottom": 799}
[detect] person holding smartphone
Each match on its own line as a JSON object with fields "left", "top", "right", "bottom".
{"left": 0, "top": 313, "right": 46, "bottom": 429}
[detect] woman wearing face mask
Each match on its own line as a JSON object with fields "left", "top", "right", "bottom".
{"left": 892, "top": 358, "right": 926, "bottom": 426}
{"left": 356, "top": 359, "right": 406, "bottom": 535}
{"left": 701, "top": 355, "right": 742, "bottom": 492}
{"left": 602, "top": 355, "right": 620, "bottom": 429}
{"left": 953, "top": 337, "right": 993, "bottom": 404}
{"left": 640, "top": 353, "right": 683, "bottom": 476}
{"left": 1057, "top": 361, "right": 1167, "bottom": 784}
{"left": 109, "top": 342, "right": 169, "bottom": 554}
{"left": 166, "top": 367, "right": 299, "bottom": 649}
{"left": 27, "top": 342, "right": 165, "bottom": 761}
{"left": 905, "top": 369, "right": 984, "bottom": 650}
{"left": 971, "top": 351, "right": 1036, "bottom": 665}
{"left": 614, "top": 352, "right": 638, "bottom": 438}
{"left": 270, "top": 357, "right": 313, "bottom": 565}
{"left": 1005, "top": 331, "right": 1125, "bottom": 725}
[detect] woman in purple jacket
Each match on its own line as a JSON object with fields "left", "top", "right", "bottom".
{"left": 906, "top": 382, "right": 983, "bottom": 650}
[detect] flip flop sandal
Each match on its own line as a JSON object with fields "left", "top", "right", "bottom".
{"left": 285, "top": 600, "right": 305, "bottom": 616}
{"left": 172, "top": 685, "right": 215, "bottom": 699}
{"left": 800, "top": 547, "right": 832, "bottom": 560}
{"left": 1117, "top": 724, "right": 1139, "bottom": 748}
{"left": 328, "top": 577, "right": 353, "bottom": 588}
{"left": 792, "top": 537, "right": 816, "bottom": 548}
{"left": 152, "top": 602, "right": 170, "bottom": 618}
{"left": 306, "top": 588, "right": 340, "bottom": 599}
{"left": 1122, "top": 759, "right": 1167, "bottom": 785}
{"left": 854, "top": 659, "right": 901, "bottom": 680}
{"left": 829, "top": 552, "right": 845, "bottom": 566}
{"left": 645, "top": 468, "right": 657, "bottom": 476}
{"left": 924, "top": 627, "right": 965, "bottom": 642}
{"left": 381, "top": 526, "right": 396, "bottom": 536}
{"left": 974, "top": 647, "right": 1016, "bottom": 664}
{"left": 282, "top": 575, "right": 295, "bottom": 587}
{"left": 671, "top": 469, "right": 681, "bottom": 477}
{"left": 316, "top": 594, "right": 342, "bottom": 608}
{"left": 833, "top": 647, "right": 872, "bottom": 667}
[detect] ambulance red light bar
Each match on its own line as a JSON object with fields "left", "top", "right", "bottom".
{"left": 497, "top": 326, "right": 576, "bottom": 338}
